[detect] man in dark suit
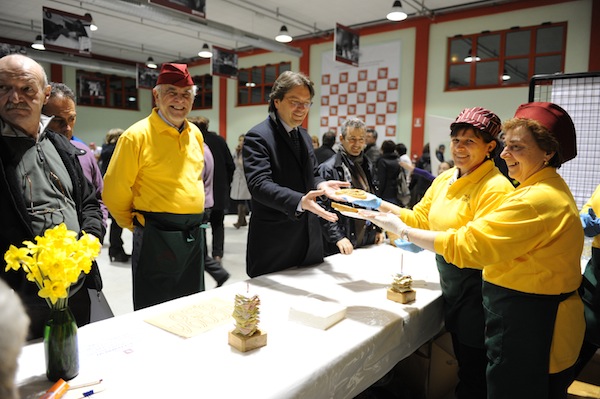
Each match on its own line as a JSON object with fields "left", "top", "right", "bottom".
{"left": 198, "top": 117, "right": 235, "bottom": 262}
{"left": 242, "top": 71, "right": 348, "bottom": 278}
{"left": 314, "top": 130, "right": 336, "bottom": 164}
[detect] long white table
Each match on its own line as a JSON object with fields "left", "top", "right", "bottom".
{"left": 17, "top": 244, "right": 443, "bottom": 399}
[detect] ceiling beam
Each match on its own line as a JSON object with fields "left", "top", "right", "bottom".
{"left": 81, "top": 0, "right": 302, "bottom": 57}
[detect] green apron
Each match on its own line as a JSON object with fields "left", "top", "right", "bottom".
{"left": 581, "top": 247, "right": 600, "bottom": 346}
{"left": 133, "top": 212, "right": 204, "bottom": 310}
{"left": 436, "top": 254, "right": 485, "bottom": 348}
{"left": 483, "top": 281, "right": 573, "bottom": 399}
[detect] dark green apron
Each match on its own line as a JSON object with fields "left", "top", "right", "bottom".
{"left": 436, "top": 254, "right": 485, "bottom": 348}
{"left": 133, "top": 212, "right": 204, "bottom": 310}
{"left": 581, "top": 247, "right": 600, "bottom": 346}
{"left": 483, "top": 281, "right": 573, "bottom": 399}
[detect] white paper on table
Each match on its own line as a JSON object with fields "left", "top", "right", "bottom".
{"left": 289, "top": 297, "right": 347, "bottom": 330}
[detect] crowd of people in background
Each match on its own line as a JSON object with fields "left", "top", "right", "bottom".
{"left": 1, "top": 56, "right": 599, "bottom": 399}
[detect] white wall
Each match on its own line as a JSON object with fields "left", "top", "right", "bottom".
{"left": 425, "top": 0, "right": 592, "bottom": 141}
{"left": 38, "top": 0, "right": 592, "bottom": 152}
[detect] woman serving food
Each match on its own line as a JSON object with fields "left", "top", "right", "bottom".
{"left": 343, "top": 107, "right": 514, "bottom": 398}
{"left": 358, "top": 102, "right": 584, "bottom": 398}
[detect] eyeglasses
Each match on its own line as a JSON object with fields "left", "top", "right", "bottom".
{"left": 284, "top": 98, "right": 312, "bottom": 110}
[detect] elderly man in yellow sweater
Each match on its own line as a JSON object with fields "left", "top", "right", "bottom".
{"left": 103, "top": 63, "right": 205, "bottom": 310}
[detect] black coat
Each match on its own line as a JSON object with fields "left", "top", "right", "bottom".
{"left": 317, "top": 152, "right": 381, "bottom": 256}
{"left": 204, "top": 131, "right": 235, "bottom": 210}
{"left": 314, "top": 145, "right": 336, "bottom": 164}
{"left": 376, "top": 153, "right": 401, "bottom": 204}
{"left": 0, "top": 126, "right": 104, "bottom": 339}
{"left": 243, "top": 113, "right": 325, "bottom": 277}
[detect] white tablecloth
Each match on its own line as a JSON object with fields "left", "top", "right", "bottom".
{"left": 17, "top": 245, "right": 443, "bottom": 399}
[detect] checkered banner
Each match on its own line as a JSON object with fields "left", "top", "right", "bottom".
{"left": 320, "top": 41, "right": 401, "bottom": 139}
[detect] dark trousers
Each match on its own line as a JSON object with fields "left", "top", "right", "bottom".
{"left": 451, "top": 333, "right": 487, "bottom": 399}
{"left": 108, "top": 214, "right": 126, "bottom": 257}
{"left": 202, "top": 209, "right": 229, "bottom": 284}
{"left": 209, "top": 208, "right": 225, "bottom": 258}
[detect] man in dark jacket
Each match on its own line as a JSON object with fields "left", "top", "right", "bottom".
{"left": 199, "top": 117, "right": 234, "bottom": 262}
{"left": 0, "top": 54, "right": 104, "bottom": 339}
{"left": 314, "top": 130, "right": 336, "bottom": 164}
{"left": 242, "top": 71, "right": 348, "bottom": 278}
{"left": 317, "top": 118, "right": 384, "bottom": 256}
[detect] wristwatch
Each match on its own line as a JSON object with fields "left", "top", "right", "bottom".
{"left": 401, "top": 227, "right": 411, "bottom": 242}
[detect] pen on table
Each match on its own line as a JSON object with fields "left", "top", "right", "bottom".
{"left": 77, "top": 387, "right": 106, "bottom": 398}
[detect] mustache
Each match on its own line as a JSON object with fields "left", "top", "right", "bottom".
{"left": 6, "top": 103, "right": 30, "bottom": 110}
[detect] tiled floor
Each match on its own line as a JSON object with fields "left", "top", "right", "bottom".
{"left": 99, "top": 214, "right": 250, "bottom": 316}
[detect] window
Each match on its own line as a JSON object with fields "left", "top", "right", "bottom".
{"left": 446, "top": 22, "right": 566, "bottom": 90}
{"left": 192, "top": 74, "right": 213, "bottom": 109}
{"left": 76, "top": 70, "right": 138, "bottom": 109}
{"left": 238, "top": 62, "right": 291, "bottom": 106}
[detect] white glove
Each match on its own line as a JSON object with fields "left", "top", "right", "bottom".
{"left": 360, "top": 211, "right": 407, "bottom": 235}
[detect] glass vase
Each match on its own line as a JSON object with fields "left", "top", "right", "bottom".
{"left": 44, "top": 306, "right": 79, "bottom": 381}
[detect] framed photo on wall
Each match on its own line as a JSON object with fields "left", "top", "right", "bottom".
{"left": 149, "top": 0, "right": 206, "bottom": 18}
{"left": 42, "top": 7, "right": 92, "bottom": 55}
{"left": 334, "top": 23, "right": 359, "bottom": 67}
{"left": 211, "top": 46, "right": 238, "bottom": 79}
{"left": 0, "top": 42, "right": 27, "bottom": 58}
{"left": 77, "top": 72, "right": 106, "bottom": 106}
{"left": 137, "top": 64, "right": 160, "bottom": 89}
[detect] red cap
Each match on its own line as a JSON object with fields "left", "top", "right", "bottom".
{"left": 450, "top": 107, "right": 501, "bottom": 138}
{"left": 514, "top": 102, "right": 577, "bottom": 163}
{"left": 156, "top": 63, "right": 194, "bottom": 87}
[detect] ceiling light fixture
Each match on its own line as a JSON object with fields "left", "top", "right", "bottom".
{"left": 85, "top": 13, "right": 98, "bottom": 31}
{"left": 145, "top": 56, "right": 158, "bottom": 69}
{"left": 387, "top": 0, "right": 408, "bottom": 22}
{"left": 275, "top": 25, "right": 292, "bottom": 43}
{"left": 198, "top": 43, "right": 213, "bottom": 58}
{"left": 31, "top": 35, "right": 45, "bottom": 51}
{"left": 502, "top": 70, "right": 511, "bottom": 81}
{"left": 464, "top": 50, "right": 481, "bottom": 62}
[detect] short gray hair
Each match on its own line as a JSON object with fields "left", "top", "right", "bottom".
{"left": 341, "top": 117, "right": 366, "bottom": 137}
{"left": 49, "top": 82, "right": 76, "bottom": 102}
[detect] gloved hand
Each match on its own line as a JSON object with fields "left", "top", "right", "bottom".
{"left": 393, "top": 238, "right": 424, "bottom": 253}
{"left": 360, "top": 211, "right": 406, "bottom": 235}
{"left": 581, "top": 208, "right": 600, "bottom": 237}
{"left": 342, "top": 192, "right": 382, "bottom": 210}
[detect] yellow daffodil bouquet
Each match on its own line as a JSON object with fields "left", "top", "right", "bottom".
{"left": 3, "top": 223, "right": 101, "bottom": 309}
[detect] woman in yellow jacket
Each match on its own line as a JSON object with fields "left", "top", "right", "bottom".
{"left": 366, "top": 102, "right": 584, "bottom": 398}
{"left": 350, "top": 107, "right": 514, "bottom": 398}
{"left": 575, "top": 183, "right": 600, "bottom": 376}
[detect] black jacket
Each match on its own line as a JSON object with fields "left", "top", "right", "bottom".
{"left": 317, "top": 151, "right": 381, "bottom": 256}
{"left": 204, "top": 131, "right": 235, "bottom": 210}
{"left": 243, "top": 113, "right": 325, "bottom": 277}
{"left": 0, "top": 126, "right": 105, "bottom": 339}
{"left": 376, "top": 153, "right": 401, "bottom": 204}
{"left": 314, "top": 145, "right": 336, "bottom": 164}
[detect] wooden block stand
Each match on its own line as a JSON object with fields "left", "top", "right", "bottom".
{"left": 228, "top": 329, "right": 267, "bottom": 352}
{"left": 387, "top": 288, "right": 416, "bottom": 304}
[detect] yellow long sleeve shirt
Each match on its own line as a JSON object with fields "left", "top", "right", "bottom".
{"left": 399, "top": 160, "right": 515, "bottom": 249}
{"left": 434, "top": 167, "right": 584, "bottom": 372}
{"left": 103, "top": 109, "right": 205, "bottom": 230}
{"left": 582, "top": 183, "right": 600, "bottom": 249}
